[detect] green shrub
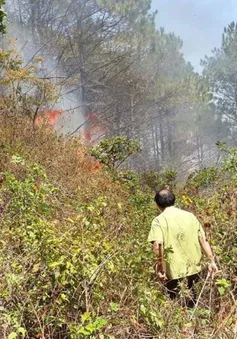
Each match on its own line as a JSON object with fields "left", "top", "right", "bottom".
{"left": 141, "top": 170, "right": 177, "bottom": 191}
{"left": 89, "top": 136, "right": 141, "bottom": 170}
{"left": 187, "top": 167, "right": 219, "bottom": 189}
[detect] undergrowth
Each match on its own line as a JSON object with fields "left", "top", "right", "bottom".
{"left": 0, "top": 114, "right": 236, "bottom": 339}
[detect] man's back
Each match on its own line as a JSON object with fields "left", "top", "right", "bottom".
{"left": 148, "top": 206, "right": 205, "bottom": 279}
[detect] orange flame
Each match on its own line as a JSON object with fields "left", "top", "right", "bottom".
{"left": 35, "top": 109, "right": 62, "bottom": 126}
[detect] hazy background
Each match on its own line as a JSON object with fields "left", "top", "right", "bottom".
{"left": 151, "top": 0, "right": 237, "bottom": 71}
{"left": 3, "top": 0, "right": 237, "bottom": 172}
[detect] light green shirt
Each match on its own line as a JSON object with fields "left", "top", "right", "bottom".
{"left": 148, "top": 206, "right": 205, "bottom": 280}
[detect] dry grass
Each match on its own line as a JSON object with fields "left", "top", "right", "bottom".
{"left": 0, "top": 111, "right": 236, "bottom": 338}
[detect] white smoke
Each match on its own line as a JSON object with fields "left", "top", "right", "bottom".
{"left": 3, "top": 19, "right": 86, "bottom": 137}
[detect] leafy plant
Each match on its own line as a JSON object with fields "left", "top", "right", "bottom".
{"left": 216, "top": 279, "right": 231, "bottom": 296}
{"left": 89, "top": 136, "right": 141, "bottom": 170}
{"left": 187, "top": 167, "right": 219, "bottom": 189}
{"left": 8, "top": 327, "right": 26, "bottom": 339}
{"left": 0, "top": 46, "right": 58, "bottom": 122}
{"left": 141, "top": 170, "right": 177, "bottom": 191}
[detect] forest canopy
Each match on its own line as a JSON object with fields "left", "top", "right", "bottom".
{"left": 3, "top": 0, "right": 237, "bottom": 174}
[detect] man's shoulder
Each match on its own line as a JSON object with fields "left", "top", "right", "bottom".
{"left": 176, "top": 207, "right": 194, "bottom": 216}
{"left": 164, "top": 206, "right": 197, "bottom": 219}
{"left": 151, "top": 215, "right": 160, "bottom": 226}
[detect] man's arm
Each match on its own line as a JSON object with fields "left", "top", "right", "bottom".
{"left": 153, "top": 241, "right": 167, "bottom": 281}
{"left": 148, "top": 219, "right": 167, "bottom": 281}
{"left": 199, "top": 236, "right": 218, "bottom": 276}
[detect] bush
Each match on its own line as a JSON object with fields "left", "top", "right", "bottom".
{"left": 187, "top": 167, "right": 219, "bottom": 189}
{"left": 0, "top": 123, "right": 155, "bottom": 337}
{"left": 89, "top": 136, "right": 141, "bottom": 171}
{"left": 141, "top": 170, "right": 177, "bottom": 192}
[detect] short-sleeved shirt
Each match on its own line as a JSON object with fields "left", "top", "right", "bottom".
{"left": 148, "top": 206, "right": 205, "bottom": 280}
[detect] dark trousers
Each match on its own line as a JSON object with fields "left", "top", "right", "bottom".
{"left": 165, "top": 273, "right": 200, "bottom": 308}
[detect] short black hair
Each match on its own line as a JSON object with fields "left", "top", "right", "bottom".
{"left": 154, "top": 188, "right": 175, "bottom": 208}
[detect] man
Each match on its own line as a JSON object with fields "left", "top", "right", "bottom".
{"left": 148, "top": 188, "right": 218, "bottom": 307}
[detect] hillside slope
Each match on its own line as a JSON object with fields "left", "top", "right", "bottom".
{"left": 0, "top": 115, "right": 236, "bottom": 338}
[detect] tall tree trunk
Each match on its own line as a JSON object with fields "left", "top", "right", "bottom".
{"left": 167, "top": 115, "right": 173, "bottom": 160}
{"left": 159, "top": 112, "right": 165, "bottom": 163}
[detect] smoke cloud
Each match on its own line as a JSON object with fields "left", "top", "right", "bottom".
{"left": 3, "top": 19, "right": 85, "bottom": 136}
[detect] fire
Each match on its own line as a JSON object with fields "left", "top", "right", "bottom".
{"left": 36, "top": 109, "right": 105, "bottom": 172}
{"left": 35, "top": 109, "right": 107, "bottom": 145}
{"left": 83, "top": 112, "right": 107, "bottom": 145}
{"left": 76, "top": 147, "right": 103, "bottom": 172}
{"left": 35, "top": 109, "right": 62, "bottom": 126}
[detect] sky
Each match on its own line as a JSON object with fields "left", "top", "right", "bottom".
{"left": 151, "top": 0, "right": 237, "bottom": 72}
